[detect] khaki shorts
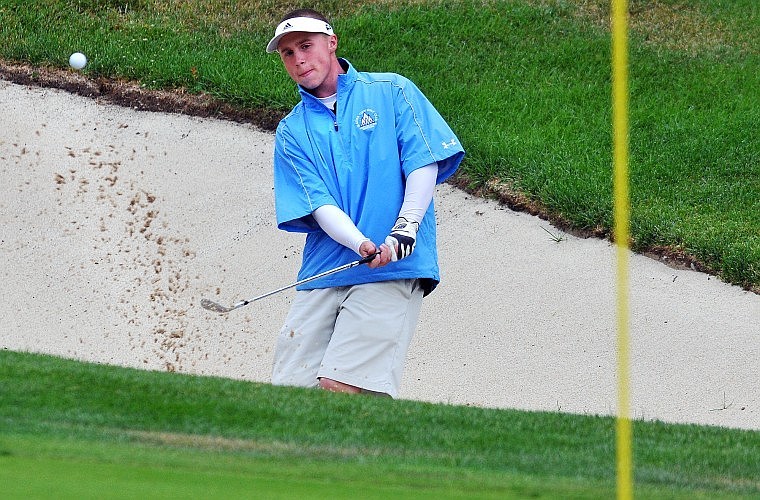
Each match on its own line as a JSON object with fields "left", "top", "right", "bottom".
{"left": 271, "top": 279, "right": 424, "bottom": 398}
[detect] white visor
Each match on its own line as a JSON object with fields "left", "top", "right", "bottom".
{"left": 266, "top": 17, "right": 334, "bottom": 53}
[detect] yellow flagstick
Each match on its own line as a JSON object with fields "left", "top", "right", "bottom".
{"left": 611, "top": 0, "right": 633, "bottom": 499}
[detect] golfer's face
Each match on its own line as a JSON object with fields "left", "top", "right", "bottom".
{"left": 278, "top": 32, "right": 337, "bottom": 97}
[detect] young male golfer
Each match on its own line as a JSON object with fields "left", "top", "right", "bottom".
{"left": 267, "top": 9, "right": 464, "bottom": 397}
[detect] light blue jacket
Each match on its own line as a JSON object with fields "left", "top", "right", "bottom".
{"left": 273, "top": 59, "right": 465, "bottom": 293}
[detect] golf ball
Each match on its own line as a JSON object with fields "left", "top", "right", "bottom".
{"left": 69, "top": 52, "right": 87, "bottom": 70}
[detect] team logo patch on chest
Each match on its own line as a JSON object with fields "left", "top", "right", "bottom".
{"left": 355, "top": 109, "right": 379, "bottom": 131}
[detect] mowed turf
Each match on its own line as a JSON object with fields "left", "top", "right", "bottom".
{"left": 0, "top": 436, "right": 613, "bottom": 499}
{"left": 1, "top": 351, "right": 758, "bottom": 498}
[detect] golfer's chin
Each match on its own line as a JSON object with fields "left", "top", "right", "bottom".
{"left": 298, "top": 80, "right": 318, "bottom": 91}
{"left": 297, "top": 76, "right": 326, "bottom": 95}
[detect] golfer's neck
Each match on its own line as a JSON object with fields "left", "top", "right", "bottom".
{"left": 307, "top": 58, "right": 345, "bottom": 98}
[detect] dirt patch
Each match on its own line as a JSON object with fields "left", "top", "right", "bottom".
{"left": 450, "top": 173, "right": 607, "bottom": 240}
{"left": 530, "top": 0, "right": 755, "bottom": 56}
{"left": 449, "top": 172, "right": 755, "bottom": 291}
{"left": 0, "top": 60, "right": 286, "bottom": 131}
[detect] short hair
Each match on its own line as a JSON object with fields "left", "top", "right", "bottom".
{"left": 280, "top": 9, "right": 330, "bottom": 24}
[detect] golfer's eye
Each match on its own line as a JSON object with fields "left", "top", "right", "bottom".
{"left": 281, "top": 49, "right": 294, "bottom": 57}
{"left": 300, "top": 43, "right": 311, "bottom": 51}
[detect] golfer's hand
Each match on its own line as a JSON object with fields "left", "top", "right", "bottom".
{"left": 384, "top": 217, "right": 419, "bottom": 262}
{"left": 359, "top": 241, "right": 392, "bottom": 269}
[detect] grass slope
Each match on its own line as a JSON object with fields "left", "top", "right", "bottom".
{"left": 0, "top": 0, "right": 757, "bottom": 290}
{"left": 1, "top": 351, "right": 759, "bottom": 498}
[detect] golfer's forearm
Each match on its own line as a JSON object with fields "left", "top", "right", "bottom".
{"left": 313, "top": 204, "right": 369, "bottom": 255}
{"left": 398, "top": 163, "right": 438, "bottom": 224}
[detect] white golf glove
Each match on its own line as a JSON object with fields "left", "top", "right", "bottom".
{"left": 384, "top": 217, "right": 419, "bottom": 262}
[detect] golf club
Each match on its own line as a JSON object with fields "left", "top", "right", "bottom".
{"left": 201, "top": 252, "right": 380, "bottom": 313}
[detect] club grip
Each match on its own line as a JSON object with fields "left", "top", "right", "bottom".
{"left": 358, "top": 252, "right": 380, "bottom": 265}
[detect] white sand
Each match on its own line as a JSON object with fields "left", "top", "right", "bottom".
{"left": 2, "top": 80, "right": 758, "bottom": 430}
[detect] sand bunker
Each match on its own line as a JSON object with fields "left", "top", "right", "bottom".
{"left": 1, "top": 80, "right": 757, "bottom": 430}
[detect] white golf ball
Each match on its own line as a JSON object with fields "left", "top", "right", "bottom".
{"left": 69, "top": 52, "right": 87, "bottom": 70}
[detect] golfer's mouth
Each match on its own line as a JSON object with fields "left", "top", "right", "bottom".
{"left": 299, "top": 69, "right": 314, "bottom": 78}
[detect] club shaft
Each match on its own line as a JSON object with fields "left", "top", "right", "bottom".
{"left": 233, "top": 254, "right": 376, "bottom": 308}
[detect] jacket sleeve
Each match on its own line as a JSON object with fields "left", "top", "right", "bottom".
{"left": 393, "top": 77, "right": 465, "bottom": 183}
{"left": 273, "top": 120, "right": 337, "bottom": 233}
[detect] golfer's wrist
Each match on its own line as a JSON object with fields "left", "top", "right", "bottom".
{"left": 354, "top": 237, "right": 371, "bottom": 255}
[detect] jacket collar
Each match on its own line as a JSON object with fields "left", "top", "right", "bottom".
{"left": 298, "top": 58, "right": 356, "bottom": 109}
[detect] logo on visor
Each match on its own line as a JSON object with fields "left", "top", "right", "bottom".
{"left": 355, "top": 109, "right": 378, "bottom": 131}
{"left": 283, "top": 22, "right": 293, "bottom": 30}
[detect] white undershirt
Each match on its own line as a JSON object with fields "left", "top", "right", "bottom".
{"left": 317, "top": 93, "right": 337, "bottom": 111}
{"left": 313, "top": 163, "right": 439, "bottom": 254}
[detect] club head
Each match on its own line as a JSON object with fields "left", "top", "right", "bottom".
{"left": 201, "top": 298, "right": 234, "bottom": 313}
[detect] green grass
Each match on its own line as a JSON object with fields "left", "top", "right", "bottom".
{"left": 0, "top": 0, "right": 757, "bottom": 290}
{"left": 1, "top": 350, "right": 759, "bottom": 498}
